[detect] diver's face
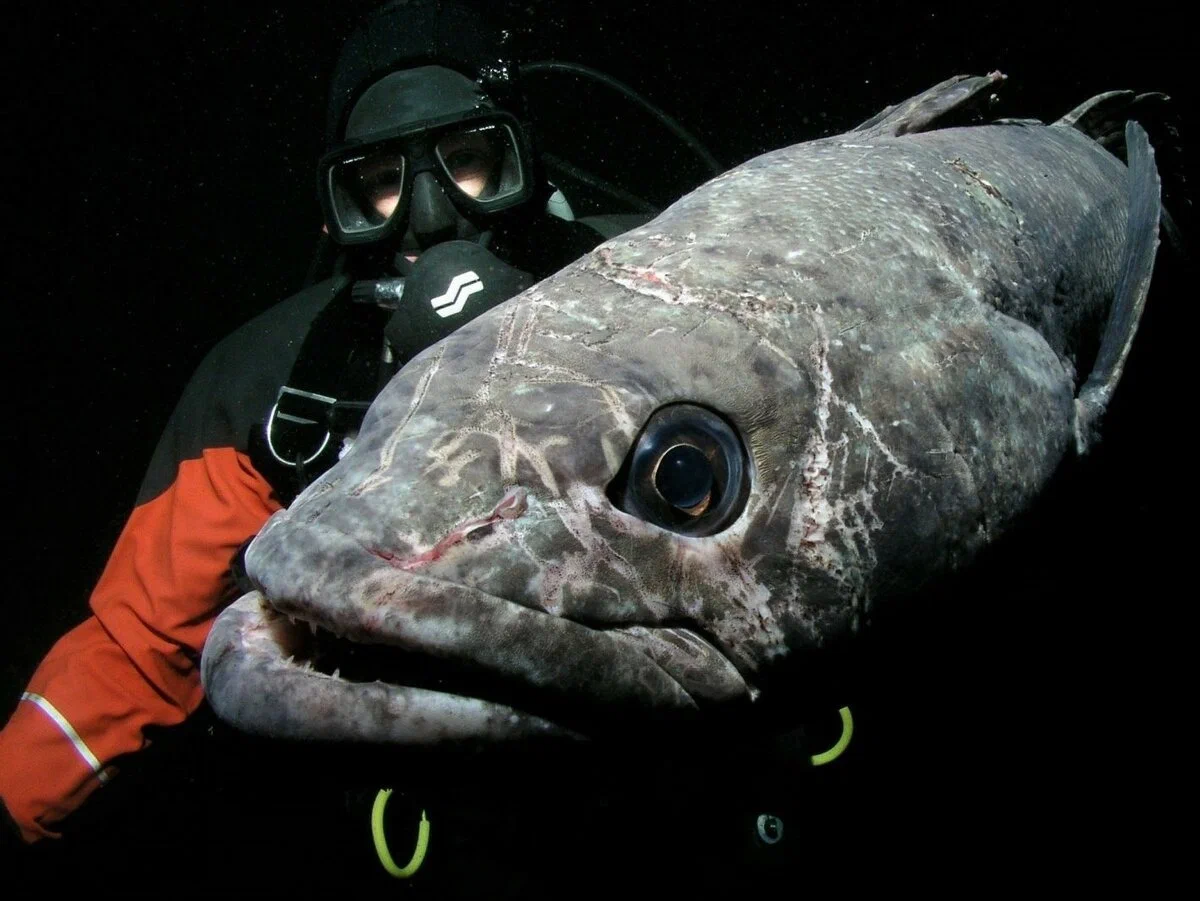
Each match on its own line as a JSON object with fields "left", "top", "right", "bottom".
{"left": 364, "top": 130, "right": 498, "bottom": 219}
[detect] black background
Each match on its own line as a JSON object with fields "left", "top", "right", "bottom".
{"left": 2, "top": 1, "right": 1192, "bottom": 894}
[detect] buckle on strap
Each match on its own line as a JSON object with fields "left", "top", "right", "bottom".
{"left": 265, "top": 386, "right": 337, "bottom": 468}
{"left": 265, "top": 388, "right": 376, "bottom": 469}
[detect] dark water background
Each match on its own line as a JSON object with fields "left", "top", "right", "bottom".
{"left": 2, "top": 1, "right": 1192, "bottom": 894}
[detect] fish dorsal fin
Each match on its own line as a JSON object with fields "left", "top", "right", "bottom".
{"left": 1073, "top": 121, "right": 1162, "bottom": 455}
{"left": 852, "top": 71, "right": 1006, "bottom": 138}
{"left": 1054, "top": 90, "right": 1172, "bottom": 160}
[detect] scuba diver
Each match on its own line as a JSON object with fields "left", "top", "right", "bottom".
{"left": 0, "top": 0, "right": 624, "bottom": 847}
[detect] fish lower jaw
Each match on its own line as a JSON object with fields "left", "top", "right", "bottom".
{"left": 201, "top": 591, "right": 581, "bottom": 746}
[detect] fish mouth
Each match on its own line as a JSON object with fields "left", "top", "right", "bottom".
{"left": 201, "top": 483, "right": 753, "bottom": 747}
{"left": 201, "top": 554, "right": 751, "bottom": 748}
{"left": 266, "top": 594, "right": 607, "bottom": 735}
{"left": 201, "top": 590, "right": 586, "bottom": 747}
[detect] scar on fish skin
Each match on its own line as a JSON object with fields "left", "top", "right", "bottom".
{"left": 351, "top": 345, "right": 447, "bottom": 498}
{"left": 946, "top": 157, "right": 1011, "bottom": 206}
{"left": 367, "top": 487, "right": 528, "bottom": 572}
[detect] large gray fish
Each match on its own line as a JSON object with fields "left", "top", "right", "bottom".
{"left": 200, "top": 73, "right": 1163, "bottom": 747}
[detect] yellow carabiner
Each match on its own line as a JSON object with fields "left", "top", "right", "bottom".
{"left": 370, "top": 789, "right": 430, "bottom": 878}
{"left": 810, "top": 706, "right": 854, "bottom": 766}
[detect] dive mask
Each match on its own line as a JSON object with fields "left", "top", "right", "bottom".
{"left": 319, "top": 110, "right": 533, "bottom": 246}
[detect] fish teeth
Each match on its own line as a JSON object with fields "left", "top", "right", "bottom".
{"left": 309, "top": 621, "right": 318, "bottom": 636}
{"left": 332, "top": 668, "right": 341, "bottom": 680}
{"left": 288, "top": 615, "right": 297, "bottom": 626}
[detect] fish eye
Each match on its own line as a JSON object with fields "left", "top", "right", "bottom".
{"left": 655, "top": 444, "right": 714, "bottom": 514}
{"left": 606, "top": 403, "right": 750, "bottom": 536}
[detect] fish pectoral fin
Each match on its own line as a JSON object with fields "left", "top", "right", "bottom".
{"left": 851, "top": 71, "right": 1006, "bottom": 137}
{"left": 1053, "top": 90, "right": 1170, "bottom": 161}
{"left": 1074, "top": 121, "right": 1162, "bottom": 456}
{"left": 1055, "top": 90, "right": 1185, "bottom": 256}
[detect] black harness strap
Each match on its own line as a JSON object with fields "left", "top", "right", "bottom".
{"left": 248, "top": 277, "right": 391, "bottom": 505}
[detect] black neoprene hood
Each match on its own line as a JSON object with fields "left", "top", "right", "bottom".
{"left": 325, "top": 0, "right": 514, "bottom": 149}
{"left": 343, "top": 65, "right": 493, "bottom": 143}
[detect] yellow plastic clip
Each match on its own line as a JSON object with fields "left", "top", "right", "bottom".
{"left": 370, "top": 788, "right": 430, "bottom": 878}
{"left": 810, "top": 706, "right": 854, "bottom": 766}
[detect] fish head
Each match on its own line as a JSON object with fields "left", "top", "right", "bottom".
{"left": 211, "top": 221, "right": 888, "bottom": 748}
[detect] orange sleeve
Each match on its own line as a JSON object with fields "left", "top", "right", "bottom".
{"left": 0, "top": 447, "right": 281, "bottom": 843}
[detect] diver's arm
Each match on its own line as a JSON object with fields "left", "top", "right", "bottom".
{"left": 0, "top": 444, "right": 280, "bottom": 843}
{"left": 0, "top": 287, "right": 329, "bottom": 843}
